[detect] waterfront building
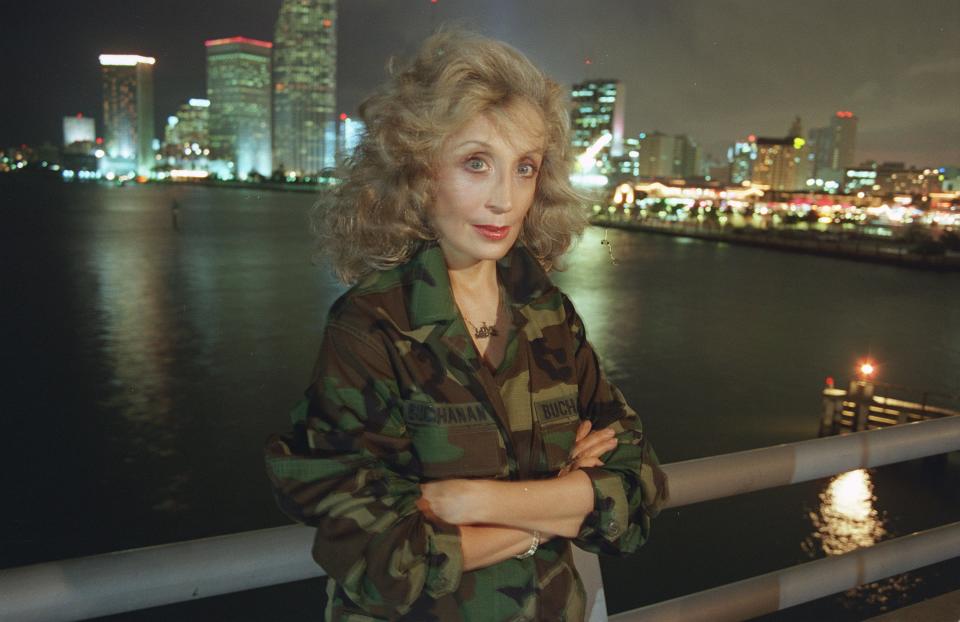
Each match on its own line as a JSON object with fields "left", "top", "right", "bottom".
{"left": 808, "top": 111, "right": 858, "bottom": 181}
{"left": 61, "top": 114, "right": 98, "bottom": 173}
{"left": 728, "top": 137, "right": 757, "bottom": 185}
{"left": 570, "top": 80, "right": 624, "bottom": 173}
{"left": 941, "top": 167, "right": 960, "bottom": 192}
{"left": 831, "top": 111, "right": 858, "bottom": 169}
{"left": 162, "top": 98, "right": 211, "bottom": 168}
{"left": 272, "top": 0, "right": 337, "bottom": 178}
{"left": 843, "top": 162, "right": 943, "bottom": 198}
{"left": 99, "top": 54, "right": 156, "bottom": 177}
{"left": 336, "top": 113, "right": 364, "bottom": 163}
{"left": 751, "top": 137, "right": 805, "bottom": 191}
{"left": 63, "top": 114, "right": 95, "bottom": 147}
{"left": 206, "top": 37, "right": 273, "bottom": 180}
{"left": 842, "top": 167, "right": 878, "bottom": 195}
{"left": 612, "top": 136, "right": 643, "bottom": 179}
{"left": 673, "top": 134, "right": 701, "bottom": 180}
{"left": 636, "top": 131, "right": 675, "bottom": 178}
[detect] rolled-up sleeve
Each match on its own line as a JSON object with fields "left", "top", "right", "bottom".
{"left": 264, "top": 321, "right": 463, "bottom": 617}
{"left": 562, "top": 295, "right": 669, "bottom": 556}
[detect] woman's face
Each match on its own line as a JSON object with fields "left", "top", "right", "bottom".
{"left": 429, "top": 103, "right": 545, "bottom": 270}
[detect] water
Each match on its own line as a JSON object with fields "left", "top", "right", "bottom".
{"left": 2, "top": 181, "right": 959, "bottom": 619}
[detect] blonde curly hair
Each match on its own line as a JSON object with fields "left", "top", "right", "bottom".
{"left": 315, "top": 29, "right": 586, "bottom": 284}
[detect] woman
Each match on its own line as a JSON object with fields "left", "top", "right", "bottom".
{"left": 265, "top": 30, "right": 668, "bottom": 621}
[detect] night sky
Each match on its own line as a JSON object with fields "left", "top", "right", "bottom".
{"left": 3, "top": 0, "right": 958, "bottom": 166}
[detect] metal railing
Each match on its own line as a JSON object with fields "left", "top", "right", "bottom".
{"left": 2, "top": 416, "right": 958, "bottom": 622}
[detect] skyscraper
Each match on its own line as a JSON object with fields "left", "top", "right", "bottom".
{"left": 570, "top": 80, "right": 625, "bottom": 172}
{"left": 272, "top": 0, "right": 337, "bottom": 177}
{"left": 637, "top": 131, "right": 675, "bottom": 178}
{"left": 809, "top": 111, "right": 858, "bottom": 179}
{"left": 751, "top": 137, "right": 805, "bottom": 191}
{"left": 206, "top": 37, "right": 273, "bottom": 179}
{"left": 162, "top": 98, "right": 211, "bottom": 167}
{"left": 99, "top": 54, "right": 156, "bottom": 176}
{"left": 831, "top": 111, "right": 857, "bottom": 169}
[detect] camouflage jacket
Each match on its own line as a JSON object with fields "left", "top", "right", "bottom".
{"left": 265, "top": 243, "right": 668, "bottom": 621}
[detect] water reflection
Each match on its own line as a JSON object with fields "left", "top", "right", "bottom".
{"left": 804, "top": 469, "right": 921, "bottom": 614}
{"left": 807, "top": 469, "right": 886, "bottom": 556}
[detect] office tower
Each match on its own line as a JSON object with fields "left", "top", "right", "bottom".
{"left": 206, "top": 37, "right": 273, "bottom": 179}
{"left": 99, "top": 54, "right": 156, "bottom": 176}
{"left": 808, "top": 125, "right": 832, "bottom": 175}
{"left": 636, "top": 131, "right": 674, "bottom": 178}
{"left": 336, "top": 113, "right": 364, "bottom": 161}
{"left": 162, "top": 98, "right": 211, "bottom": 164}
{"left": 751, "top": 137, "right": 804, "bottom": 191}
{"left": 673, "top": 134, "right": 701, "bottom": 179}
{"left": 272, "top": 0, "right": 337, "bottom": 178}
{"left": 63, "top": 114, "right": 95, "bottom": 147}
{"left": 809, "top": 111, "right": 858, "bottom": 179}
{"left": 570, "top": 80, "right": 625, "bottom": 172}
{"left": 831, "top": 111, "right": 857, "bottom": 169}
{"left": 729, "top": 137, "right": 757, "bottom": 185}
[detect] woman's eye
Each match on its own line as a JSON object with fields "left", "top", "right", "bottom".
{"left": 518, "top": 163, "right": 538, "bottom": 178}
{"left": 466, "top": 158, "right": 487, "bottom": 172}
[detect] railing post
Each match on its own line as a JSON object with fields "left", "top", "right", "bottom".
{"left": 848, "top": 379, "right": 874, "bottom": 431}
{"left": 820, "top": 378, "right": 845, "bottom": 436}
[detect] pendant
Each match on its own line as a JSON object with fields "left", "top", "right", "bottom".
{"left": 473, "top": 322, "right": 498, "bottom": 339}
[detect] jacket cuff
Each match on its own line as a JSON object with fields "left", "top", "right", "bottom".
{"left": 575, "top": 467, "right": 629, "bottom": 545}
{"left": 423, "top": 520, "right": 464, "bottom": 599}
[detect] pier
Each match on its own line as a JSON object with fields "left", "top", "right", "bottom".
{"left": 821, "top": 375, "right": 960, "bottom": 436}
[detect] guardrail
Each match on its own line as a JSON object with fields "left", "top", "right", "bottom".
{"left": 2, "top": 416, "right": 958, "bottom": 622}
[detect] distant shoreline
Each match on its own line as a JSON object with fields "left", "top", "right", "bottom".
{"left": 592, "top": 218, "right": 960, "bottom": 271}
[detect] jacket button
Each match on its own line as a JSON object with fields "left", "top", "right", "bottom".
{"left": 605, "top": 520, "right": 621, "bottom": 537}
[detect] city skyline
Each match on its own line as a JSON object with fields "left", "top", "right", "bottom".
{"left": 2, "top": 0, "right": 958, "bottom": 167}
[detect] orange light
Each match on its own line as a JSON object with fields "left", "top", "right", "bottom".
{"left": 204, "top": 36, "right": 273, "bottom": 49}
{"left": 322, "top": 18, "right": 332, "bottom": 27}
{"left": 859, "top": 362, "right": 875, "bottom": 377}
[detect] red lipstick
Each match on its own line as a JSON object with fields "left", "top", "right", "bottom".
{"left": 473, "top": 225, "right": 511, "bottom": 240}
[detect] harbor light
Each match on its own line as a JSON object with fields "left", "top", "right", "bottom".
{"left": 858, "top": 361, "right": 875, "bottom": 379}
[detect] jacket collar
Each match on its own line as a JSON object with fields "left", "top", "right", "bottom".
{"left": 406, "top": 243, "right": 553, "bottom": 329}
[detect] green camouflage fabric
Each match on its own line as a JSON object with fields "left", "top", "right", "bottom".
{"left": 265, "top": 243, "right": 668, "bottom": 621}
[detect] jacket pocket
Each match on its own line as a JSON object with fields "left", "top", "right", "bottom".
{"left": 403, "top": 398, "right": 506, "bottom": 479}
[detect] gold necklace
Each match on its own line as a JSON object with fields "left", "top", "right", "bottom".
{"left": 463, "top": 290, "right": 504, "bottom": 339}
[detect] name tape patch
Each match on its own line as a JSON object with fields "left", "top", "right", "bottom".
{"left": 403, "top": 400, "right": 492, "bottom": 427}
{"left": 535, "top": 394, "right": 579, "bottom": 423}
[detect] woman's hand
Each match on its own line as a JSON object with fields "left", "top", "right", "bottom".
{"left": 557, "top": 420, "right": 618, "bottom": 478}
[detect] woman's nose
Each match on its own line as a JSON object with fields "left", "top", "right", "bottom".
{"left": 486, "top": 171, "right": 513, "bottom": 213}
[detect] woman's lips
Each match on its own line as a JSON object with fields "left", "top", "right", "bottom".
{"left": 473, "top": 224, "right": 511, "bottom": 240}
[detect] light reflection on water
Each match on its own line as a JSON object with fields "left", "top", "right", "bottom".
{"left": 804, "top": 469, "right": 921, "bottom": 613}
{"left": 91, "top": 217, "right": 187, "bottom": 512}
{"left": 806, "top": 469, "right": 886, "bottom": 556}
